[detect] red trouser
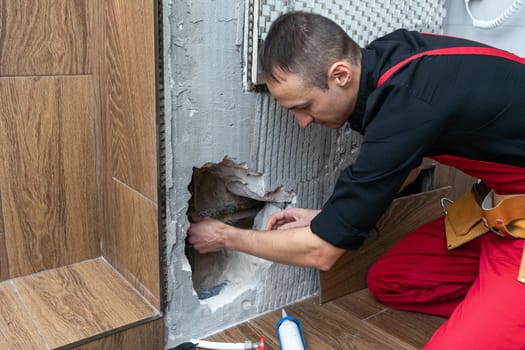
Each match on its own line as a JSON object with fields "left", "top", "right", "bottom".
{"left": 367, "top": 216, "right": 525, "bottom": 349}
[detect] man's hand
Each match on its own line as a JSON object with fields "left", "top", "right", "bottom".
{"left": 187, "top": 214, "right": 229, "bottom": 253}
{"left": 187, "top": 209, "right": 345, "bottom": 270}
{"left": 266, "top": 208, "right": 321, "bottom": 230}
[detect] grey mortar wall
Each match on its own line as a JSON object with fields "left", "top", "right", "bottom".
{"left": 162, "top": 0, "right": 446, "bottom": 346}
{"left": 162, "top": 0, "right": 360, "bottom": 346}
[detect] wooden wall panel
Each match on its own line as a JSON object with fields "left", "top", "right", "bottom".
{"left": 91, "top": 0, "right": 110, "bottom": 255}
{"left": 95, "top": 0, "right": 161, "bottom": 310}
{"left": 0, "top": 76, "right": 98, "bottom": 278}
{"left": 105, "top": 0, "right": 157, "bottom": 201}
{"left": 0, "top": 192, "right": 9, "bottom": 281}
{"left": 0, "top": 0, "right": 90, "bottom": 76}
{"left": 108, "top": 180, "right": 160, "bottom": 309}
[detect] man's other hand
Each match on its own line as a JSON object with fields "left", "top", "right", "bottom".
{"left": 266, "top": 208, "right": 321, "bottom": 230}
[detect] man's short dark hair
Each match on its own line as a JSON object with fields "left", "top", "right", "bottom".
{"left": 258, "top": 11, "right": 361, "bottom": 90}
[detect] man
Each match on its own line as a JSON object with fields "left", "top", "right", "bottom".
{"left": 188, "top": 11, "right": 525, "bottom": 349}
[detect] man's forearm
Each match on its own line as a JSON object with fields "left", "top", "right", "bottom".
{"left": 220, "top": 225, "right": 346, "bottom": 270}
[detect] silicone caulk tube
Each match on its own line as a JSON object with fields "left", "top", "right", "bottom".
{"left": 276, "top": 309, "right": 307, "bottom": 350}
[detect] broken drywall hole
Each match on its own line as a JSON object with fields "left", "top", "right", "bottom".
{"left": 186, "top": 157, "right": 295, "bottom": 303}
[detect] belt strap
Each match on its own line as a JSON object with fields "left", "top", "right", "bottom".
{"left": 481, "top": 193, "right": 525, "bottom": 239}
{"left": 480, "top": 190, "right": 525, "bottom": 283}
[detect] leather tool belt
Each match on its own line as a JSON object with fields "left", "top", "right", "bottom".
{"left": 443, "top": 182, "right": 525, "bottom": 283}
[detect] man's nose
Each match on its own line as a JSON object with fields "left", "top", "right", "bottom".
{"left": 293, "top": 111, "right": 314, "bottom": 128}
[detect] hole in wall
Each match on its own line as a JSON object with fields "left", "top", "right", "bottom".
{"left": 186, "top": 157, "right": 295, "bottom": 302}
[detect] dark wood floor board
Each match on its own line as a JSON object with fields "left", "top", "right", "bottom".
{"left": 247, "top": 298, "right": 414, "bottom": 350}
{"left": 0, "top": 0, "right": 90, "bottom": 76}
{"left": 331, "top": 289, "right": 445, "bottom": 348}
{"left": 206, "top": 289, "right": 445, "bottom": 349}
{"left": 249, "top": 311, "right": 295, "bottom": 348}
{"left": 330, "top": 288, "right": 387, "bottom": 320}
{"left": 12, "top": 258, "right": 159, "bottom": 349}
{"left": 320, "top": 186, "right": 451, "bottom": 302}
{"left": 0, "top": 282, "right": 48, "bottom": 350}
{"left": 363, "top": 308, "right": 446, "bottom": 349}
{"left": 282, "top": 300, "right": 365, "bottom": 343}
{"left": 105, "top": 0, "right": 158, "bottom": 202}
{"left": 294, "top": 301, "right": 417, "bottom": 350}
{"left": 105, "top": 180, "right": 160, "bottom": 309}
{"left": 0, "top": 76, "right": 99, "bottom": 278}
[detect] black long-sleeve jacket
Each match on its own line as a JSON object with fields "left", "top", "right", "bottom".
{"left": 311, "top": 29, "right": 525, "bottom": 250}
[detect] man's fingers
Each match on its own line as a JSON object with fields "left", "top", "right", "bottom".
{"left": 266, "top": 211, "right": 286, "bottom": 230}
{"left": 278, "top": 221, "right": 308, "bottom": 230}
{"left": 265, "top": 217, "right": 276, "bottom": 230}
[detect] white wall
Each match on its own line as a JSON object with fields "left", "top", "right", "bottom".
{"left": 445, "top": 0, "right": 525, "bottom": 56}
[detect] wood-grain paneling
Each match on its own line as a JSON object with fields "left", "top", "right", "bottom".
{"left": 0, "top": 0, "right": 162, "bottom": 348}
{"left": 74, "top": 318, "right": 164, "bottom": 350}
{"left": 13, "top": 258, "right": 160, "bottom": 349}
{"left": 0, "top": 76, "right": 98, "bottom": 278}
{"left": 0, "top": 0, "right": 90, "bottom": 76}
{"left": 107, "top": 180, "right": 160, "bottom": 309}
{"left": 91, "top": 0, "right": 110, "bottom": 255}
{"left": 0, "top": 282, "right": 48, "bottom": 349}
{"left": 105, "top": 0, "right": 157, "bottom": 201}
{"left": 95, "top": 0, "right": 161, "bottom": 309}
{"left": 319, "top": 186, "right": 452, "bottom": 302}
{"left": 0, "top": 192, "right": 9, "bottom": 281}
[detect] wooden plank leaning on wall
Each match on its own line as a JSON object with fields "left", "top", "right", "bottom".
{"left": 320, "top": 160, "right": 477, "bottom": 302}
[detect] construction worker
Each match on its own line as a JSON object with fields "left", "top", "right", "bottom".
{"left": 187, "top": 11, "right": 525, "bottom": 349}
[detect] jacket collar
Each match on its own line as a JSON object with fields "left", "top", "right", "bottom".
{"left": 348, "top": 48, "right": 377, "bottom": 133}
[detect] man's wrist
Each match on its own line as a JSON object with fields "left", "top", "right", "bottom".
{"left": 221, "top": 224, "right": 241, "bottom": 250}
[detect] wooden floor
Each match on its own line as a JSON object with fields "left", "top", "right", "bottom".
{"left": 0, "top": 258, "right": 160, "bottom": 349}
{"left": 207, "top": 288, "right": 446, "bottom": 349}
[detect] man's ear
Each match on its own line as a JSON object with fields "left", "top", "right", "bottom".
{"left": 328, "top": 61, "right": 353, "bottom": 88}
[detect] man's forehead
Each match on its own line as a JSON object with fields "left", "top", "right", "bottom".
{"left": 267, "top": 78, "right": 310, "bottom": 106}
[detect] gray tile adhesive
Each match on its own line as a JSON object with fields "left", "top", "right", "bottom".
{"left": 162, "top": 0, "right": 446, "bottom": 346}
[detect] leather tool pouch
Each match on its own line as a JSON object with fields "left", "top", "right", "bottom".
{"left": 445, "top": 184, "right": 525, "bottom": 283}
{"left": 444, "top": 184, "right": 488, "bottom": 250}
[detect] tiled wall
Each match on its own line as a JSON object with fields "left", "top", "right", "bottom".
{"left": 445, "top": 0, "right": 525, "bottom": 56}
{"left": 0, "top": 1, "right": 99, "bottom": 280}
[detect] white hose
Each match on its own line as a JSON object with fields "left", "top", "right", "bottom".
{"left": 190, "top": 339, "right": 253, "bottom": 350}
{"left": 464, "top": 0, "right": 525, "bottom": 29}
